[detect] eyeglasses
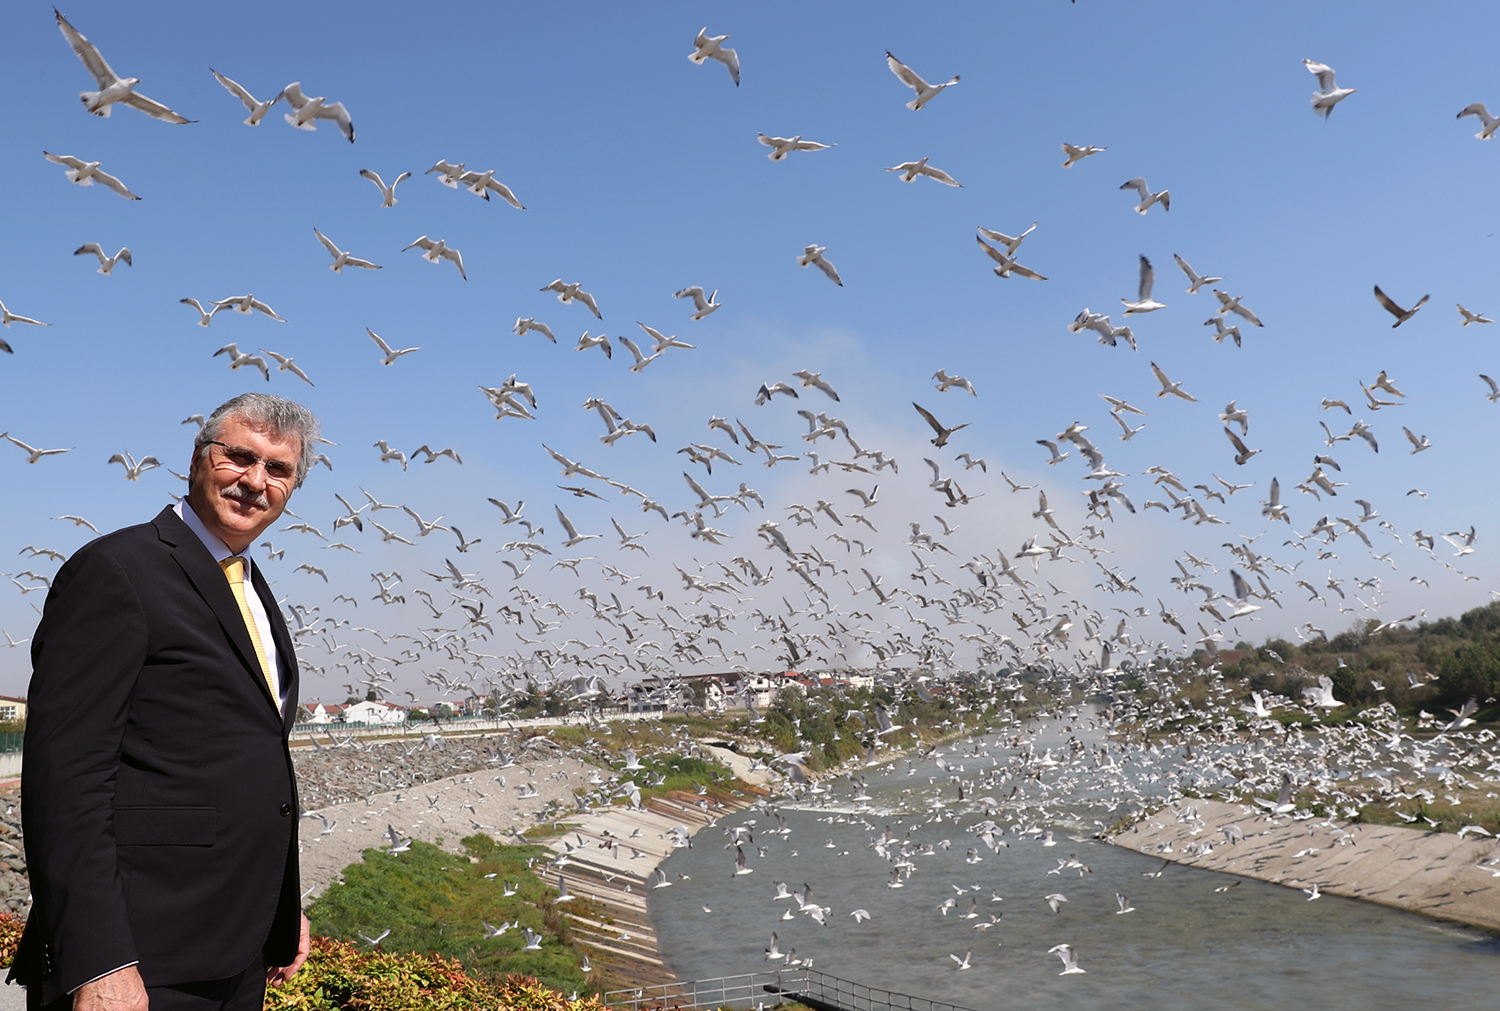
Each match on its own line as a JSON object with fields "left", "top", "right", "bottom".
{"left": 206, "top": 441, "right": 296, "bottom": 484}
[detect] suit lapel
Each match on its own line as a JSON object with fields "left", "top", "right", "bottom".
{"left": 249, "top": 562, "right": 299, "bottom": 731}
{"left": 154, "top": 507, "right": 282, "bottom": 716}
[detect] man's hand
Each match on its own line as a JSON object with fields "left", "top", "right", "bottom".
{"left": 72, "top": 965, "right": 148, "bottom": 1011}
{"left": 266, "top": 913, "right": 312, "bottom": 986}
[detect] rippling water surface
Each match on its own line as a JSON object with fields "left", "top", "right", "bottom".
{"left": 646, "top": 718, "right": 1498, "bottom": 1009}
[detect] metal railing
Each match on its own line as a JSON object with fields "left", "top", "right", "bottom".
{"left": 603, "top": 968, "right": 979, "bottom": 1011}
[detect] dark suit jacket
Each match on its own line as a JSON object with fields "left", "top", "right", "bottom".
{"left": 10, "top": 506, "right": 302, "bottom": 1001}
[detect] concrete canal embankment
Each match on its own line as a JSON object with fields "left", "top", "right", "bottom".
{"left": 1109, "top": 799, "right": 1500, "bottom": 930}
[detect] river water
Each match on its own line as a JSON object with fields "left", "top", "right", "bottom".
{"left": 647, "top": 716, "right": 1499, "bottom": 1009}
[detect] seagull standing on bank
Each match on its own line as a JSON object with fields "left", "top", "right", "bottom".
{"left": 56, "top": 10, "right": 191, "bottom": 123}
{"left": 885, "top": 51, "right": 959, "bottom": 110}
{"left": 280, "top": 82, "right": 354, "bottom": 142}
{"left": 689, "top": 28, "right": 740, "bottom": 85}
{"left": 210, "top": 69, "right": 281, "bottom": 125}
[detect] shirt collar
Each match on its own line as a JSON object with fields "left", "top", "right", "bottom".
{"left": 176, "top": 499, "right": 252, "bottom": 576}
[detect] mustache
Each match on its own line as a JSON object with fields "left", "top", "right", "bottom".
{"left": 221, "top": 484, "right": 270, "bottom": 510}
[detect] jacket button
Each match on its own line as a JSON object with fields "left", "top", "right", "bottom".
{"left": 280, "top": 803, "right": 291, "bottom": 817}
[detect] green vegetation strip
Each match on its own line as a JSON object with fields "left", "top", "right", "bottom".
{"left": 306, "top": 835, "right": 596, "bottom": 998}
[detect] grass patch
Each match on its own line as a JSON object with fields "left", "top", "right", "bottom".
{"left": 306, "top": 835, "right": 599, "bottom": 996}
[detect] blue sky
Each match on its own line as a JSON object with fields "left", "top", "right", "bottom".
{"left": 2, "top": 1, "right": 1497, "bottom": 701}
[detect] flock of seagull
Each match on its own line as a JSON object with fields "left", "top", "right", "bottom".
{"left": 0, "top": 11, "right": 1495, "bottom": 775}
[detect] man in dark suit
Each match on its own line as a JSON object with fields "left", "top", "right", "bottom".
{"left": 12, "top": 393, "right": 318, "bottom": 1010}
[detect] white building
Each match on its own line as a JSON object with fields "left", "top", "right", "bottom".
{"left": 341, "top": 700, "right": 408, "bottom": 725}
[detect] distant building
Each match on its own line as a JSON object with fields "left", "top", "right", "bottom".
{"left": 0, "top": 696, "right": 25, "bottom": 723}
{"left": 341, "top": 700, "right": 408, "bottom": 725}
{"left": 300, "top": 702, "right": 345, "bottom": 724}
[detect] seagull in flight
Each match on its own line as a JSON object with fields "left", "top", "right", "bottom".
{"left": 1061, "top": 143, "right": 1106, "bottom": 167}
{"left": 912, "top": 403, "right": 968, "bottom": 447}
{"left": 453, "top": 169, "right": 525, "bottom": 208}
{"left": 689, "top": 28, "right": 740, "bottom": 86}
{"left": 934, "top": 369, "right": 977, "bottom": 395}
{"left": 314, "top": 228, "right": 381, "bottom": 273}
{"left": 179, "top": 298, "right": 223, "bottom": 327}
{"left": 1150, "top": 362, "right": 1196, "bottom": 401}
{"left": 757, "top": 134, "right": 833, "bottom": 161}
{"left": 359, "top": 168, "right": 411, "bottom": 208}
{"left": 1120, "top": 177, "right": 1169, "bottom": 214}
{"left": 262, "top": 350, "right": 314, "bottom": 386}
{"left": 213, "top": 344, "right": 269, "bottom": 381}
{"left": 1048, "top": 943, "right": 1086, "bottom": 975}
{"left": 1122, "top": 255, "right": 1166, "bottom": 314}
{"left": 1457, "top": 304, "right": 1492, "bottom": 326}
{"left": 1172, "top": 254, "right": 1221, "bottom": 294}
{"left": 367, "top": 329, "right": 421, "bottom": 365}
{"left": 554, "top": 506, "right": 599, "bottom": 548}
{"left": 886, "top": 157, "right": 963, "bottom": 187}
{"left": 73, "top": 243, "right": 131, "bottom": 275}
{"left": 674, "top": 286, "right": 722, "bottom": 320}
{"left": 514, "top": 318, "right": 556, "bottom": 343}
{"left": 540, "top": 279, "right": 602, "bottom": 318}
{"left": 403, "top": 236, "right": 466, "bottom": 280}
{"left": 1212, "top": 290, "right": 1264, "bottom": 327}
{"left": 280, "top": 82, "right": 354, "bottom": 142}
{"left": 1457, "top": 102, "right": 1500, "bottom": 140}
{"left": 56, "top": 10, "right": 191, "bottom": 123}
{"left": 211, "top": 294, "right": 284, "bottom": 321}
{"left": 798, "top": 245, "right": 842, "bottom": 286}
{"left": 885, "top": 51, "right": 959, "bottom": 111}
{"left": 3, "top": 434, "right": 73, "bottom": 464}
{"left": 108, "top": 451, "right": 161, "bottom": 480}
{"left": 975, "top": 235, "right": 1046, "bottom": 280}
{"left": 1374, "top": 285, "right": 1429, "bottom": 327}
{"left": 1304, "top": 59, "right": 1356, "bottom": 118}
{"left": 210, "top": 69, "right": 281, "bottom": 125}
{"left": 1, "top": 299, "right": 50, "bottom": 328}
{"left": 43, "top": 152, "right": 140, "bottom": 200}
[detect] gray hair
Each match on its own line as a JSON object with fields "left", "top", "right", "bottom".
{"left": 194, "top": 393, "right": 322, "bottom": 488}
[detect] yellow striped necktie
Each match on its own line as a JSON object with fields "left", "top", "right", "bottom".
{"left": 220, "top": 556, "right": 279, "bottom": 711}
